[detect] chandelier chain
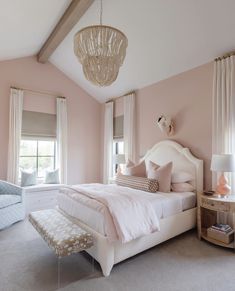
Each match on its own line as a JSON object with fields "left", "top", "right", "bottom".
{"left": 100, "top": 0, "right": 103, "bottom": 25}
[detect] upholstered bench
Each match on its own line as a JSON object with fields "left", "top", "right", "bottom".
{"left": 29, "top": 209, "right": 94, "bottom": 257}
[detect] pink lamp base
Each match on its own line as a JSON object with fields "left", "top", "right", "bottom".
{"left": 216, "top": 173, "right": 231, "bottom": 196}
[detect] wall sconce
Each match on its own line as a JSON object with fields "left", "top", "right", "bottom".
{"left": 157, "top": 115, "right": 174, "bottom": 136}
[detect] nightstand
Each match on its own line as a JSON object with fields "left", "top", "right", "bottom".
{"left": 198, "top": 194, "right": 235, "bottom": 249}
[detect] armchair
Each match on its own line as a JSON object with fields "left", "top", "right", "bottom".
{"left": 0, "top": 180, "right": 25, "bottom": 230}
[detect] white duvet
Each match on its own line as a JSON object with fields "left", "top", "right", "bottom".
{"left": 61, "top": 184, "right": 160, "bottom": 243}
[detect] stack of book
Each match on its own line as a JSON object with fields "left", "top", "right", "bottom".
{"left": 207, "top": 223, "right": 234, "bottom": 244}
{"left": 211, "top": 223, "right": 232, "bottom": 233}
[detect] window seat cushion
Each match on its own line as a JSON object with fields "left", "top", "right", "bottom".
{"left": 24, "top": 184, "right": 65, "bottom": 193}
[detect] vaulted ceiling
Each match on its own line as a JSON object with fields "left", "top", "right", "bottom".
{"left": 1, "top": 0, "right": 235, "bottom": 103}
{"left": 0, "top": 0, "right": 71, "bottom": 60}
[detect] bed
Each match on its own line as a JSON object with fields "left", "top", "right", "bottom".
{"left": 58, "top": 140, "right": 203, "bottom": 276}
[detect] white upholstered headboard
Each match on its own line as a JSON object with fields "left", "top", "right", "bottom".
{"left": 143, "top": 140, "right": 203, "bottom": 194}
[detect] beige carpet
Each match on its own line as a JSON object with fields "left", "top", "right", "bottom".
{"left": 1, "top": 219, "right": 235, "bottom": 291}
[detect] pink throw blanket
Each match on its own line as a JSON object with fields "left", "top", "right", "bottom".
{"left": 66, "top": 184, "right": 160, "bottom": 243}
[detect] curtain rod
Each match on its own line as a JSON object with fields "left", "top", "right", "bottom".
{"left": 215, "top": 50, "right": 235, "bottom": 61}
{"left": 11, "top": 86, "right": 66, "bottom": 99}
{"left": 106, "top": 90, "right": 135, "bottom": 103}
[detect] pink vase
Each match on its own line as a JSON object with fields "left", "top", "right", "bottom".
{"left": 216, "top": 173, "right": 231, "bottom": 196}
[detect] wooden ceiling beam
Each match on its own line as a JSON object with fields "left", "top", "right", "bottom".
{"left": 37, "top": 0, "right": 94, "bottom": 63}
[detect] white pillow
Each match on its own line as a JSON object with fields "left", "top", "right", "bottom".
{"left": 21, "top": 170, "right": 37, "bottom": 187}
{"left": 171, "top": 171, "right": 194, "bottom": 183}
{"left": 44, "top": 169, "right": 60, "bottom": 184}
{"left": 171, "top": 182, "right": 195, "bottom": 192}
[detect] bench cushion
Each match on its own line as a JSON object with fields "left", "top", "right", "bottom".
{"left": 29, "top": 209, "right": 93, "bottom": 257}
{"left": 0, "top": 195, "right": 21, "bottom": 209}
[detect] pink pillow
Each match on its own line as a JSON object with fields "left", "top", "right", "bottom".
{"left": 171, "top": 182, "right": 195, "bottom": 192}
{"left": 126, "top": 160, "right": 135, "bottom": 168}
{"left": 125, "top": 160, "right": 146, "bottom": 177}
{"left": 147, "top": 161, "right": 173, "bottom": 193}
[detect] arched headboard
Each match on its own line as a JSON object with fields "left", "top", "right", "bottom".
{"left": 143, "top": 140, "right": 203, "bottom": 194}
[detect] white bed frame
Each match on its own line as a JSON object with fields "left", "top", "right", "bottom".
{"left": 61, "top": 140, "right": 203, "bottom": 276}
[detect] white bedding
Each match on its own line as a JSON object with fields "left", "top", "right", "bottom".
{"left": 57, "top": 185, "right": 196, "bottom": 238}
{"left": 65, "top": 184, "right": 160, "bottom": 242}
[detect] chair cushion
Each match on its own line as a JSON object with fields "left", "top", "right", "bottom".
{"left": 0, "top": 195, "right": 21, "bottom": 209}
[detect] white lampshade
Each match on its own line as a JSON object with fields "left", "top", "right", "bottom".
{"left": 210, "top": 154, "right": 235, "bottom": 172}
{"left": 113, "top": 154, "right": 126, "bottom": 165}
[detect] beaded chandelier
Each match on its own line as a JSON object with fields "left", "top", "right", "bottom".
{"left": 74, "top": 0, "right": 128, "bottom": 87}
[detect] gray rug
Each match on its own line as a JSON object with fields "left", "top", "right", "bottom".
{"left": 0, "top": 220, "right": 235, "bottom": 291}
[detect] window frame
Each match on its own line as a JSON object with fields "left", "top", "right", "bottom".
{"left": 113, "top": 138, "right": 124, "bottom": 174}
{"left": 19, "top": 137, "right": 56, "bottom": 179}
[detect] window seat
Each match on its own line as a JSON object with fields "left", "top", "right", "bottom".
{"left": 24, "top": 184, "right": 66, "bottom": 213}
{"left": 24, "top": 184, "right": 66, "bottom": 193}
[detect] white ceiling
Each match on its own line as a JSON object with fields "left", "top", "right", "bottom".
{"left": 50, "top": 0, "right": 235, "bottom": 103}
{"left": 0, "top": 0, "right": 71, "bottom": 61}
{"left": 0, "top": 0, "right": 235, "bottom": 103}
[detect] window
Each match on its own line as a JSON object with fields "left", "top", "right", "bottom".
{"left": 113, "top": 139, "right": 124, "bottom": 174}
{"left": 19, "top": 139, "right": 56, "bottom": 180}
{"left": 113, "top": 114, "right": 124, "bottom": 175}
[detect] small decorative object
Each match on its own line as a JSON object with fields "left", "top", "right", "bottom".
{"left": 157, "top": 115, "right": 174, "bottom": 136}
{"left": 113, "top": 154, "right": 126, "bottom": 175}
{"left": 74, "top": 0, "right": 128, "bottom": 87}
{"left": 211, "top": 154, "right": 235, "bottom": 196}
{"left": 203, "top": 190, "right": 215, "bottom": 196}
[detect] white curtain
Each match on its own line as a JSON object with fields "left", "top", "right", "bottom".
{"left": 212, "top": 56, "right": 235, "bottom": 191}
{"left": 103, "top": 102, "right": 114, "bottom": 184}
{"left": 124, "top": 92, "right": 136, "bottom": 163}
{"left": 56, "top": 97, "right": 68, "bottom": 184}
{"left": 7, "top": 88, "right": 24, "bottom": 184}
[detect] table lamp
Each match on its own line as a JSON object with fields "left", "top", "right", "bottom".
{"left": 211, "top": 154, "right": 235, "bottom": 196}
{"left": 113, "top": 154, "right": 126, "bottom": 175}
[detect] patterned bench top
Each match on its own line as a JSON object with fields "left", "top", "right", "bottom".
{"left": 29, "top": 209, "right": 94, "bottom": 257}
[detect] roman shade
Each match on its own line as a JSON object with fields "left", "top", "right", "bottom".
{"left": 113, "top": 115, "right": 124, "bottom": 139}
{"left": 22, "top": 110, "right": 56, "bottom": 138}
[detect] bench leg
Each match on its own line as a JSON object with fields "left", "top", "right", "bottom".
{"left": 58, "top": 256, "right": 61, "bottom": 289}
{"left": 91, "top": 256, "right": 95, "bottom": 273}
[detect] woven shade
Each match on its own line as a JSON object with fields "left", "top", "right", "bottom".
{"left": 74, "top": 25, "right": 128, "bottom": 87}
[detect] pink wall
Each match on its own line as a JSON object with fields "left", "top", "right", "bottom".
{"left": 23, "top": 91, "right": 56, "bottom": 114}
{"left": 0, "top": 56, "right": 213, "bottom": 188}
{"left": 113, "top": 62, "right": 213, "bottom": 189}
{"left": 0, "top": 56, "right": 102, "bottom": 184}
{"left": 136, "top": 62, "right": 213, "bottom": 189}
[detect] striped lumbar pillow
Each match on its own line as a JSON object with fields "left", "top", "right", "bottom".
{"left": 115, "top": 175, "right": 158, "bottom": 193}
